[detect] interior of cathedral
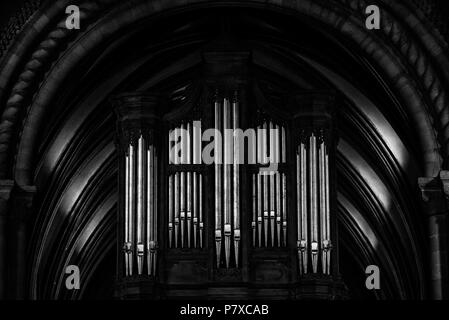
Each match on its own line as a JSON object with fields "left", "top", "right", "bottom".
{"left": 1, "top": 0, "right": 449, "bottom": 301}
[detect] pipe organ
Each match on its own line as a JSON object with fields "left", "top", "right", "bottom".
{"left": 123, "top": 132, "right": 159, "bottom": 276}
{"left": 252, "top": 120, "right": 287, "bottom": 248}
{"left": 112, "top": 55, "right": 344, "bottom": 298}
{"left": 168, "top": 122, "right": 204, "bottom": 249}
{"left": 296, "top": 130, "right": 331, "bottom": 275}
{"left": 122, "top": 135, "right": 159, "bottom": 276}
{"left": 214, "top": 93, "right": 241, "bottom": 268}
{"left": 113, "top": 94, "right": 161, "bottom": 280}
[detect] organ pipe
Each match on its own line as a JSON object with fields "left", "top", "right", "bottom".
{"left": 122, "top": 133, "right": 158, "bottom": 277}
{"left": 223, "top": 98, "right": 232, "bottom": 268}
{"left": 233, "top": 96, "right": 240, "bottom": 267}
{"left": 296, "top": 130, "right": 332, "bottom": 276}
{"left": 214, "top": 99, "right": 222, "bottom": 268}
{"left": 252, "top": 121, "right": 287, "bottom": 249}
{"left": 174, "top": 172, "right": 179, "bottom": 248}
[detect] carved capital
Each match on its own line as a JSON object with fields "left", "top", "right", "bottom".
{"left": 291, "top": 91, "right": 338, "bottom": 146}
{"left": 111, "top": 93, "right": 165, "bottom": 148}
{"left": 439, "top": 171, "right": 449, "bottom": 199}
{"left": 0, "top": 180, "right": 14, "bottom": 217}
{"left": 10, "top": 185, "right": 37, "bottom": 223}
{"left": 418, "top": 175, "right": 448, "bottom": 217}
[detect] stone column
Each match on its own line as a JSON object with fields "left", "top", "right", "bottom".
{"left": 0, "top": 180, "right": 14, "bottom": 299}
{"left": 9, "top": 185, "right": 36, "bottom": 299}
{"left": 112, "top": 93, "right": 163, "bottom": 299}
{"left": 419, "top": 171, "right": 449, "bottom": 300}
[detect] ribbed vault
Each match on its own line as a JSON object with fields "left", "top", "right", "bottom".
{"left": 1, "top": 0, "right": 448, "bottom": 299}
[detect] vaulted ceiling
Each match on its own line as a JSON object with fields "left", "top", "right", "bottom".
{"left": 1, "top": 0, "right": 449, "bottom": 299}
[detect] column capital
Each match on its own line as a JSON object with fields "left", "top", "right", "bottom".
{"left": 0, "top": 180, "right": 14, "bottom": 201}
{"left": 0, "top": 180, "right": 14, "bottom": 217}
{"left": 290, "top": 91, "right": 338, "bottom": 145}
{"left": 10, "top": 185, "right": 37, "bottom": 223}
{"left": 439, "top": 171, "right": 449, "bottom": 199}
{"left": 418, "top": 175, "right": 448, "bottom": 217}
{"left": 112, "top": 92, "right": 165, "bottom": 147}
{"left": 112, "top": 92, "right": 164, "bottom": 122}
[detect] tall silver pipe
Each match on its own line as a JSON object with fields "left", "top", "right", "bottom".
{"left": 223, "top": 98, "right": 232, "bottom": 268}
{"left": 263, "top": 173, "right": 268, "bottom": 247}
{"left": 180, "top": 169, "right": 185, "bottom": 248}
{"left": 270, "top": 174, "right": 275, "bottom": 247}
{"left": 324, "top": 149, "right": 331, "bottom": 274}
{"left": 199, "top": 174, "right": 203, "bottom": 248}
{"left": 269, "top": 122, "right": 275, "bottom": 246}
{"left": 252, "top": 174, "right": 256, "bottom": 246}
{"left": 174, "top": 172, "right": 179, "bottom": 248}
{"left": 300, "top": 141, "right": 308, "bottom": 274}
{"left": 214, "top": 99, "right": 222, "bottom": 268}
{"left": 187, "top": 122, "right": 191, "bottom": 165}
{"left": 136, "top": 135, "right": 144, "bottom": 275}
{"left": 281, "top": 126, "right": 286, "bottom": 163}
{"left": 263, "top": 122, "right": 269, "bottom": 247}
{"left": 276, "top": 171, "right": 281, "bottom": 247}
{"left": 282, "top": 173, "right": 287, "bottom": 247}
{"left": 124, "top": 151, "right": 130, "bottom": 276}
{"left": 129, "top": 143, "right": 135, "bottom": 275}
{"left": 257, "top": 173, "right": 262, "bottom": 247}
{"left": 187, "top": 123, "right": 192, "bottom": 248}
{"left": 256, "top": 124, "right": 262, "bottom": 248}
{"left": 147, "top": 144, "right": 153, "bottom": 275}
{"left": 153, "top": 149, "right": 158, "bottom": 275}
{"left": 168, "top": 174, "right": 173, "bottom": 248}
{"left": 296, "top": 148, "right": 302, "bottom": 274}
{"left": 257, "top": 125, "right": 262, "bottom": 168}
{"left": 233, "top": 97, "right": 240, "bottom": 267}
{"left": 310, "top": 134, "right": 318, "bottom": 273}
{"left": 187, "top": 171, "right": 192, "bottom": 248}
{"left": 319, "top": 138, "right": 326, "bottom": 274}
{"left": 193, "top": 172, "right": 198, "bottom": 248}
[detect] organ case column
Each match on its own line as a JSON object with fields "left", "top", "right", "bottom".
{"left": 290, "top": 92, "right": 347, "bottom": 299}
{"left": 113, "top": 93, "right": 163, "bottom": 299}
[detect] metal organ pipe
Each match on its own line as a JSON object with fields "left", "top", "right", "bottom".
{"left": 193, "top": 171, "right": 198, "bottom": 248}
{"left": 180, "top": 124, "right": 186, "bottom": 248}
{"left": 295, "top": 130, "right": 332, "bottom": 276}
{"left": 233, "top": 96, "right": 240, "bottom": 267}
{"left": 319, "top": 137, "right": 326, "bottom": 275}
{"left": 187, "top": 123, "right": 192, "bottom": 248}
{"left": 300, "top": 140, "right": 308, "bottom": 274}
{"left": 252, "top": 122, "right": 287, "bottom": 249}
{"left": 263, "top": 122, "right": 269, "bottom": 247}
{"left": 136, "top": 136, "right": 144, "bottom": 275}
{"left": 214, "top": 99, "right": 222, "bottom": 268}
{"left": 324, "top": 144, "right": 331, "bottom": 274}
{"left": 174, "top": 172, "right": 179, "bottom": 248}
{"left": 257, "top": 125, "right": 262, "bottom": 248}
{"left": 269, "top": 122, "right": 275, "bottom": 247}
{"left": 199, "top": 173, "right": 203, "bottom": 248}
{"left": 147, "top": 144, "right": 153, "bottom": 276}
{"left": 310, "top": 133, "right": 319, "bottom": 274}
{"left": 223, "top": 98, "right": 232, "bottom": 268}
{"left": 122, "top": 133, "right": 159, "bottom": 277}
{"left": 168, "top": 173, "right": 173, "bottom": 249}
{"left": 252, "top": 174, "right": 256, "bottom": 246}
{"left": 152, "top": 148, "right": 158, "bottom": 275}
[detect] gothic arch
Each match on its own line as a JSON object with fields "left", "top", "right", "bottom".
{"left": 0, "top": 0, "right": 448, "bottom": 300}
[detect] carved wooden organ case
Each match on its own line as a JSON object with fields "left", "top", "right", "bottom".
{"left": 112, "top": 50, "right": 346, "bottom": 299}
